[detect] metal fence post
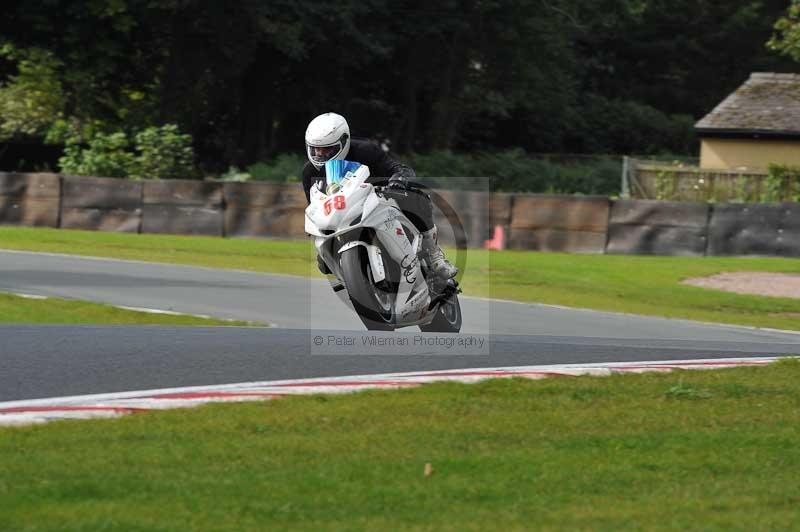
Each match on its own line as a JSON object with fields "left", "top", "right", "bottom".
{"left": 621, "top": 156, "right": 631, "bottom": 198}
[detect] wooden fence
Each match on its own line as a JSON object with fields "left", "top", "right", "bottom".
{"left": 628, "top": 162, "right": 771, "bottom": 203}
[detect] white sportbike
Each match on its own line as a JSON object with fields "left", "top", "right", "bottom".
{"left": 305, "top": 160, "right": 462, "bottom": 332}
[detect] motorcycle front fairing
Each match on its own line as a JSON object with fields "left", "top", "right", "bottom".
{"left": 306, "top": 164, "right": 375, "bottom": 285}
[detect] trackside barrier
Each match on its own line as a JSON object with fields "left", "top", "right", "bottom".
{"left": 223, "top": 182, "right": 307, "bottom": 239}
{"left": 60, "top": 175, "right": 142, "bottom": 232}
{"left": 142, "top": 180, "right": 224, "bottom": 236}
{"left": 508, "top": 195, "right": 610, "bottom": 253}
{"left": 0, "top": 173, "right": 798, "bottom": 257}
{"left": 606, "top": 199, "right": 709, "bottom": 256}
{"left": 707, "top": 202, "right": 800, "bottom": 257}
{"left": 428, "top": 190, "right": 514, "bottom": 249}
{"left": 0, "top": 172, "right": 60, "bottom": 228}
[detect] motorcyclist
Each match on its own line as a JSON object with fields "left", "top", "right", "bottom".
{"left": 301, "top": 112, "right": 457, "bottom": 279}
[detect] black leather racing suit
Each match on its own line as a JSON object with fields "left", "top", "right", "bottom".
{"left": 301, "top": 138, "right": 434, "bottom": 231}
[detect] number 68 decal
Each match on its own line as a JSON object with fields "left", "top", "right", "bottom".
{"left": 323, "top": 195, "right": 346, "bottom": 215}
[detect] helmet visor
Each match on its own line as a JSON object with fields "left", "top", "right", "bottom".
{"left": 307, "top": 142, "right": 343, "bottom": 165}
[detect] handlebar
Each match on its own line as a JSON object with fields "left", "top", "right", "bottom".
{"left": 370, "top": 179, "right": 428, "bottom": 190}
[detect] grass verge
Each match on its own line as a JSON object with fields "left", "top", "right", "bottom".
{"left": 2, "top": 360, "right": 799, "bottom": 530}
{"left": 0, "top": 291, "right": 253, "bottom": 326}
{"left": 2, "top": 226, "right": 800, "bottom": 330}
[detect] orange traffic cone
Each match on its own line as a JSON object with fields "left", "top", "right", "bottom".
{"left": 484, "top": 225, "right": 505, "bottom": 250}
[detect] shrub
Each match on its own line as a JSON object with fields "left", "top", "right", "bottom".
{"left": 58, "top": 123, "right": 197, "bottom": 179}
{"left": 132, "top": 124, "right": 196, "bottom": 179}
{"left": 219, "top": 166, "right": 251, "bottom": 182}
{"left": 247, "top": 153, "right": 304, "bottom": 183}
{"left": 409, "top": 149, "right": 621, "bottom": 195}
{"left": 59, "top": 131, "right": 134, "bottom": 178}
{"left": 237, "top": 149, "right": 622, "bottom": 195}
{"left": 766, "top": 163, "right": 800, "bottom": 202}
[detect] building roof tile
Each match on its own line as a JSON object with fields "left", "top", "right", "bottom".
{"left": 695, "top": 72, "right": 800, "bottom": 136}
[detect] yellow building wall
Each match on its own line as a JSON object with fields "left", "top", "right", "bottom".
{"left": 700, "top": 138, "right": 800, "bottom": 170}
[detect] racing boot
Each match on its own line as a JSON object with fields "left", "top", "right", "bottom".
{"left": 420, "top": 226, "right": 458, "bottom": 279}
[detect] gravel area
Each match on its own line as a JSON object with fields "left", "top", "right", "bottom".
{"left": 682, "top": 272, "right": 800, "bottom": 299}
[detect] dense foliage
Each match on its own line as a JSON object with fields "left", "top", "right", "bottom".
{"left": 0, "top": 45, "right": 64, "bottom": 141}
{"left": 59, "top": 124, "right": 196, "bottom": 179}
{"left": 766, "top": 162, "right": 800, "bottom": 201}
{"left": 0, "top": 0, "right": 797, "bottom": 178}
{"left": 769, "top": 0, "right": 800, "bottom": 59}
{"left": 221, "top": 150, "right": 623, "bottom": 194}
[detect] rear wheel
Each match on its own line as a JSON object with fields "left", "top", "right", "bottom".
{"left": 340, "top": 245, "right": 395, "bottom": 331}
{"left": 419, "top": 293, "right": 462, "bottom": 333}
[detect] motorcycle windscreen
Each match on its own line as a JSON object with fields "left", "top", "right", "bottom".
{"left": 325, "top": 160, "right": 362, "bottom": 195}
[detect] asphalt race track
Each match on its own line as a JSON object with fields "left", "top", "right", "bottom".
{"left": 1, "top": 249, "right": 799, "bottom": 402}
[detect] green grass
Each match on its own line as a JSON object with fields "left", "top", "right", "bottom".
{"left": 483, "top": 250, "right": 800, "bottom": 331}
{"left": 2, "top": 360, "right": 800, "bottom": 531}
{"left": 0, "top": 291, "right": 253, "bottom": 326}
{"left": 0, "top": 226, "right": 313, "bottom": 275}
{"left": 2, "top": 226, "right": 800, "bottom": 330}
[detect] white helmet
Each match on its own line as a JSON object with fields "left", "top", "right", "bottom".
{"left": 305, "top": 112, "right": 351, "bottom": 170}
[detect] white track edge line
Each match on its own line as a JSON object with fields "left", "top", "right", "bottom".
{"left": 0, "top": 356, "right": 788, "bottom": 410}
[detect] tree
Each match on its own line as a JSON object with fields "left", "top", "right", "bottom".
{"left": 0, "top": 45, "right": 64, "bottom": 141}
{"left": 1, "top": 0, "right": 798, "bottom": 172}
{"left": 769, "top": 0, "right": 800, "bottom": 60}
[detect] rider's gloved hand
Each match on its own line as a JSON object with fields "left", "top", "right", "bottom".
{"left": 386, "top": 175, "right": 408, "bottom": 190}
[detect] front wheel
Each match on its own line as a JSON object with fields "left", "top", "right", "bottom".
{"left": 340, "top": 246, "right": 395, "bottom": 331}
{"left": 419, "top": 294, "right": 462, "bottom": 333}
